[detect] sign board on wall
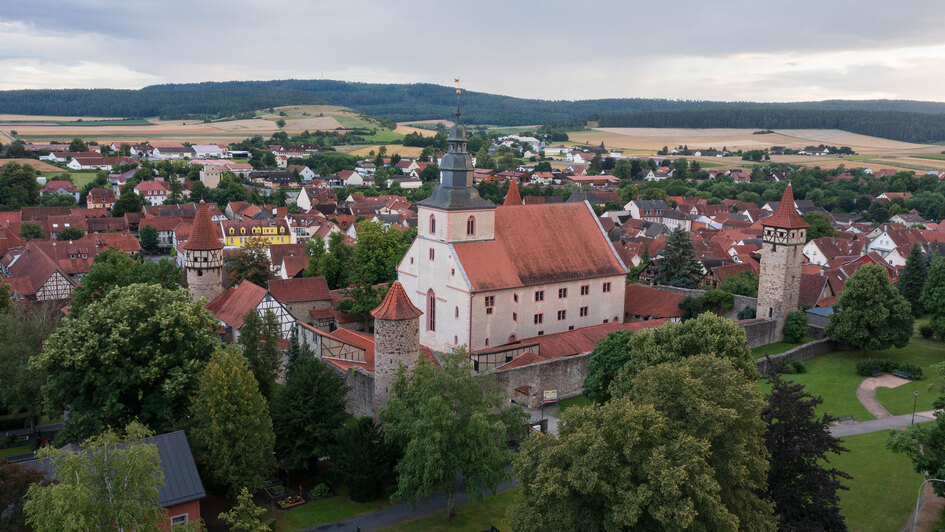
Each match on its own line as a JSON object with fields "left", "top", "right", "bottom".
{"left": 542, "top": 389, "right": 558, "bottom": 404}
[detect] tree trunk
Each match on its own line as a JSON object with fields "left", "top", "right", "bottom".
{"left": 447, "top": 493, "right": 455, "bottom": 518}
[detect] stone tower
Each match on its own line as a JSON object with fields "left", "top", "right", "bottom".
{"left": 371, "top": 281, "right": 423, "bottom": 414}
{"left": 183, "top": 200, "right": 224, "bottom": 302}
{"left": 757, "top": 184, "right": 808, "bottom": 338}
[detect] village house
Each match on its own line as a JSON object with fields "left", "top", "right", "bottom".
{"left": 39, "top": 180, "right": 80, "bottom": 202}
{"left": 268, "top": 276, "right": 334, "bottom": 326}
{"left": 220, "top": 219, "right": 293, "bottom": 247}
{"left": 204, "top": 280, "right": 296, "bottom": 342}
{"left": 134, "top": 180, "right": 168, "bottom": 206}
{"left": 86, "top": 187, "right": 116, "bottom": 210}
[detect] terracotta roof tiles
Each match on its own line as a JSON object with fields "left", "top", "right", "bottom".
{"left": 371, "top": 282, "right": 423, "bottom": 320}
{"left": 763, "top": 185, "right": 809, "bottom": 230}
{"left": 182, "top": 201, "right": 223, "bottom": 251}
{"left": 268, "top": 277, "right": 331, "bottom": 303}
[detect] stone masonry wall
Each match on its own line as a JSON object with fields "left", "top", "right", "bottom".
{"left": 739, "top": 318, "right": 780, "bottom": 348}
{"left": 756, "top": 338, "right": 837, "bottom": 373}
{"left": 373, "top": 317, "right": 420, "bottom": 413}
{"left": 329, "top": 365, "right": 374, "bottom": 418}
{"left": 651, "top": 285, "right": 756, "bottom": 320}
{"left": 490, "top": 353, "right": 590, "bottom": 409}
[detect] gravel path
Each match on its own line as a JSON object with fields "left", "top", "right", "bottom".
{"left": 855, "top": 374, "right": 911, "bottom": 419}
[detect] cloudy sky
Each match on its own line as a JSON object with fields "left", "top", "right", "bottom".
{"left": 3, "top": 0, "right": 945, "bottom": 102}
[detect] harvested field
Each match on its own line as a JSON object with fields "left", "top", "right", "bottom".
{"left": 0, "top": 158, "right": 67, "bottom": 173}
{"left": 394, "top": 125, "right": 438, "bottom": 137}
{"left": 344, "top": 145, "right": 425, "bottom": 158}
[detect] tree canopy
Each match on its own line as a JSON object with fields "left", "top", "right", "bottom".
{"left": 225, "top": 238, "right": 272, "bottom": 287}
{"left": 0, "top": 301, "right": 60, "bottom": 435}
{"left": 922, "top": 257, "right": 945, "bottom": 338}
{"left": 826, "top": 263, "right": 913, "bottom": 353}
{"left": 653, "top": 227, "right": 702, "bottom": 288}
{"left": 69, "top": 247, "right": 183, "bottom": 315}
{"left": 899, "top": 244, "right": 928, "bottom": 317}
{"left": 238, "top": 309, "right": 283, "bottom": 400}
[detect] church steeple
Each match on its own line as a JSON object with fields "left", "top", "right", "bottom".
{"left": 417, "top": 85, "right": 494, "bottom": 212}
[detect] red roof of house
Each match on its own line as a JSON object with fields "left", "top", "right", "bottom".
{"left": 182, "top": 202, "right": 223, "bottom": 251}
{"left": 799, "top": 273, "right": 828, "bottom": 308}
{"left": 268, "top": 277, "right": 331, "bottom": 303}
{"left": 133, "top": 180, "right": 167, "bottom": 195}
{"left": 496, "top": 351, "right": 548, "bottom": 371}
{"left": 763, "top": 185, "right": 808, "bottom": 230}
{"left": 503, "top": 179, "right": 522, "bottom": 207}
{"left": 452, "top": 203, "right": 625, "bottom": 291}
{"left": 624, "top": 284, "right": 684, "bottom": 319}
{"left": 42, "top": 180, "right": 79, "bottom": 194}
{"left": 204, "top": 281, "right": 267, "bottom": 329}
{"left": 371, "top": 281, "right": 423, "bottom": 320}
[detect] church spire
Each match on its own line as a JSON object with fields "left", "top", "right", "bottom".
{"left": 503, "top": 179, "right": 523, "bottom": 206}
{"left": 454, "top": 78, "right": 462, "bottom": 126}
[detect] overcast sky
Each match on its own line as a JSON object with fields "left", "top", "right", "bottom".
{"left": 3, "top": 0, "right": 945, "bottom": 102}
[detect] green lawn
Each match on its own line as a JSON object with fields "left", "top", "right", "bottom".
{"left": 556, "top": 395, "right": 590, "bottom": 416}
{"left": 272, "top": 487, "right": 390, "bottom": 531}
{"left": 379, "top": 488, "right": 518, "bottom": 532}
{"left": 359, "top": 131, "right": 404, "bottom": 143}
{"left": 752, "top": 336, "right": 815, "bottom": 358}
{"left": 870, "top": 337, "right": 945, "bottom": 415}
{"left": 68, "top": 171, "right": 100, "bottom": 189}
{"left": 0, "top": 444, "right": 32, "bottom": 458}
{"left": 916, "top": 314, "right": 931, "bottom": 330}
{"left": 912, "top": 153, "right": 945, "bottom": 161}
{"left": 833, "top": 431, "right": 924, "bottom": 532}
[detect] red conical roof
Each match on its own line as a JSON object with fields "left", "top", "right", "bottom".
{"left": 182, "top": 201, "right": 224, "bottom": 250}
{"left": 763, "top": 184, "right": 809, "bottom": 230}
{"left": 503, "top": 179, "right": 523, "bottom": 207}
{"left": 371, "top": 281, "right": 423, "bottom": 320}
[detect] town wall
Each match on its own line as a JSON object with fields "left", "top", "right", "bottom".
{"left": 755, "top": 338, "right": 837, "bottom": 373}
{"left": 329, "top": 365, "right": 374, "bottom": 418}
{"left": 489, "top": 352, "right": 590, "bottom": 409}
{"left": 650, "top": 285, "right": 757, "bottom": 321}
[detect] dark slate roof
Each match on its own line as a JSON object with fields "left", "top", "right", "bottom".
{"left": 22, "top": 430, "right": 205, "bottom": 508}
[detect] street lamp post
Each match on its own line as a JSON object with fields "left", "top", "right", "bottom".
{"left": 914, "top": 479, "right": 945, "bottom": 531}
{"left": 912, "top": 392, "right": 920, "bottom": 425}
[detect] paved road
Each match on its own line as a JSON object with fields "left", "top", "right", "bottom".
{"left": 830, "top": 410, "right": 936, "bottom": 437}
{"left": 307, "top": 479, "right": 519, "bottom": 532}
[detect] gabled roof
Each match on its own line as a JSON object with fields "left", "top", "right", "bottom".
{"left": 503, "top": 179, "right": 522, "bottom": 206}
{"left": 371, "top": 281, "right": 423, "bottom": 320}
{"left": 763, "top": 185, "right": 808, "bottom": 230}
{"left": 205, "top": 281, "right": 267, "bottom": 329}
{"left": 268, "top": 277, "right": 331, "bottom": 303}
{"left": 624, "top": 284, "right": 684, "bottom": 319}
{"left": 452, "top": 203, "right": 625, "bottom": 291}
{"left": 799, "top": 273, "right": 828, "bottom": 308}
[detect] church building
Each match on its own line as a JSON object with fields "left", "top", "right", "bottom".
{"left": 397, "top": 103, "right": 628, "bottom": 352}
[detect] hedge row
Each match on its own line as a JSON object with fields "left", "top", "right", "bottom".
{"left": 855, "top": 359, "right": 923, "bottom": 380}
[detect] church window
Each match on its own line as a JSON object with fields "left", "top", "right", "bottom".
{"left": 512, "top": 312, "right": 518, "bottom": 322}
{"left": 580, "top": 284, "right": 590, "bottom": 296}
{"left": 429, "top": 248, "right": 435, "bottom": 261}
{"left": 466, "top": 216, "right": 476, "bottom": 236}
{"left": 557, "top": 310, "right": 566, "bottom": 320}
{"left": 455, "top": 306, "right": 459, "bottom": 318}
{"left": 534, "top": 313, "right": 543, "bottom": 324}
{"left": 558, "top": 288, "right": 567, "bottom": 298}
{"left": 428, "top": 291, "right": 436, "bottom": 331}
{"left": 485, "top": 338, "right": 489, "bottom": 347}
{"left": 429, "top": 215, "right": 436, "bottom": 235}
{"left": 602, "top": 282, "right": 612, "bottom": 293}
{"left": 535, "top": 290, "right": 544, "bottom": 302}
{"left": 538, "top": 330, "right": 544, "bottom": 336}
{"left": 580, "top": 306, "right": 588, "bottom": 317}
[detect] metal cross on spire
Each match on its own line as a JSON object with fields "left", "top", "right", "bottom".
{"left": 454, "top": 77, "right": 461, "bottom": 125}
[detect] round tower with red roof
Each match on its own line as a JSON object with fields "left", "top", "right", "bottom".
{"left": 371, "top": 281, "right": 423, "bottom": 413}
{"left": 183, "top": 201, "right": 224, "bottom": 301}
{"left": 757, "top": 184, "right": 808, "bottom": 338}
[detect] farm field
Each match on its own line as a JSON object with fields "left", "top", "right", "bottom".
{"left": 344, "top": 145, "right": 425, "bottom": 158}
{"left": 0, "top": 158, "right": 67, "bottom": 173}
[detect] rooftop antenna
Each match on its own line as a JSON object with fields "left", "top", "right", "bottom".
{"left": 454, "top": 77, "right": 461, "bottom": 126}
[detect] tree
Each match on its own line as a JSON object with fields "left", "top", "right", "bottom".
{"left": 826, "top": 263, "right": 913, "bottom": 354}
{"left": 720, "top": 270, "right": 759, "bottom": 297}
{"left": 19, "top": 222, "right": 45, "bottom": 241}
{"left": 866, "top": 201, "right": 889, "bottom": 224}
{"left": 763, "top": 371, "right": 849, "bottom": 530}
{"left": 55, "top": 226, "right": 84, "bottom": 241}
{"left": 331, "top": 417, "right": 400, "bottom": 502}
{"left": 900, "top": 244, "right": 928, "bottom": 317}
{"left": 382, "top": 348, "right": 525, "bottom": 518}
{"left": 272, "top": 357, "right": 348, "bottom": 471}
{"left": 225, "top": 237, "right": 272, "bottom": 287}
{"left": 0, "top": 458, "right": 47, "bottom": 530}
{"left": 582, "top": 329, "right": 635, "bottom": 403}
{"left": 0, "top": 302, "right": 60, "bottom": 436}
{"left": 285, "top": 327, "right": 315, "bottom": 377}
{"left": 608, "top": 312, "right": 758, "bottom": 396}
{"left": 510, "top": 355, "right": 775, "bottom": 531}
{"left": 69, "top": 247, "right": 183, "bottom": 316}
{"left": 924, "top": 257, "right": 945, "bottom": 338}
{"left": 316, "top": 231, "right": 355, "bottom": 289}
{"left": 0, "top": 161, "right": 40, "bottom": 209}
{"left": 31, "top": 284, "right": 219, "bottom": 442}
{"left": 189, "top": 347, "right": 275, "bottom": 499}
{"left": 138, "top": 223, "right": 160, "bottom": 253}
{"left": 40, "top": 192, "right": 77, "bottom": 207}
{"left": 24, "top": 422, "right": 166, "bottom": 532}
{"left": 804, "top": 211, "right": 836, "bottom": 241}
{"left": 218, "top": 487, "right": 273, "bottom": 532}
{"left": 239, "top": 309, "right": 283, "bottom": 400}
{"left": 420, "top": 163, "right": 439, "bottom": 183}
{"left": 276, "top": 119, "right": 286, "bottom": 129}
{"left": 782, "top": 310, "right": 808, "bottom": 343}
{"left": 111, "top": 183, "right": 145, "bottom": 217}
{"left": 68, "top": 137, "right": 88, "bottom": 152}
{"left": 653, "top": 227, "right": 702, "bottom": 288}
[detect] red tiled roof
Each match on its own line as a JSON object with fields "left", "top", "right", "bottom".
{"left": 182, "top": 201, "right": 223, "bottom": 251}
{"left": 503, "top": 179, "right": 523, "bottom": 206}
{"left": 799, "top": 273, "right": 827, "bottom": 308}
{"left": 624, "top": 284, "right": 684, "bottom": 319}
{"left": 763, "top": 185, "right": 808, "bottom": 229}
{"left": 371, "top": 282, "right": 423, "bottom": 320}
{"left": 268, "top": 277, "right": 331, "bottom": 303}
{"left": 496, "top": 351, "right": 548, "bottom": 371}
{"left": 205, "top": 281, "right": 267, "bottom": 329}
{"left": 452, "top": 203, "right": 625, "bottom": 291}
{"left": 712, "top": 261, "right": 758, "bottom": 283}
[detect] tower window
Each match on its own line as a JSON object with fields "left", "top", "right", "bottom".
{"left": 580, "top": 306, "right": 588, "bottom": 317}
{"left": 769, "top": 307, "right": 773, "bottom": 318}
{"left": 512, "top": 312, "right": 518, "bottom": 322}
{"left": 580, "top": 285, "right": 589, "bottom": 296}
{"left": 602, "top": 282, "right": 612, "bottom": 293}
{"left": 513, "top": 293, "right": 519, "bottom": 303}
{"left": 466, "top": 216, "right": 476, "bottom": 236}
{"left": 429, "top": 248, "right": 435, "bottom": 261}
{"left": 429, "top": 214, "right": 436, "bottom": 235}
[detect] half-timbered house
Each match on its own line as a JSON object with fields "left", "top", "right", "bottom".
{"left": 204, "top": 280, "right": 296, "bottom": 342}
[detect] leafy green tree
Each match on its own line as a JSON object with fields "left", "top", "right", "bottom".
{"left": 39, "top": 193, "right": 77, "bottom": 207}
{"left": 609, "top": 312, "right": 757, "bottom": 396}
{"left": 337, "top": 282, "right": 387, "bottom": 329}
{"left": 702, "top": 288, "right": 734, "bottom": 312}
{"left": 272, "top": 357, "right": 348, "bottom": 471}
{"left": 0, "top": 302, "right": 59, "bottom": 435}
{"left": 782, "top": 310, "right": 808, "bottom": 343}
{"left": 352, "top": 220, "right": 416, "bottom": 285}
{"left": 276, "top": 119, "right": 286, "bottom": 129}
{"left": 68, "top": 137, "right": 88, "bottom": 152}
{"left": 55, "top": 226, "right": 84, "bottom": 241}
{"left": 0, "top": 458, "right": 47, "bottom": 530}
{"left": 331, "top": 417, "right": 400, "bottom": 502}
{"left": 218, "top": 487, "right": 273, "bottom": 532}
{"left": 189, "top": 347, "right": 275, "bottom": 499}
{"left": 420, "top": 163, "right": 439, "bottom": 183}
{"left": 678, "top": 295, "right": 705, "bottom": 321}
{"left": 826, "top": 263, "right": 913, "bottom": 354}
{"left": 19, "top": 222, "right": 45, "bottom": 241}
{"left": 138, "top": 224, "right": 160, "bottom": 253}
{"left": 285, "top": 327, "right": 315, "bottom": 377}
{"left": 653, "top": 227, "right": 702, "bottom": 288}
{"left": 111, "top": 183, "right": 145, "bottom": 217}
{"left": 866, "top": 201, "right": 889, "bottom": 224}
{"left": 69, "top": 247, "right": 183, "bottom": 315}
{"left": 900, "top": 244, "right": 928, "bottom": 317}
{"left": 924, "top": 257, "right": 945, "bottom": 338}
{"left": 510, "top": 355, "right": 775, "bottom": 531}
{"left": 763, "top": 371, "right": 849, "bottom": 530}
{"left": 720, "top": 270, "right": 759, "bottom": 297}
{"left": 0, "top": 162, "right": 40, "bottom": 209}
{"left": 31, "top": 284, "right": 218, "bottom": 441}
{"left": 803, "top": 211, "right": 835, "bottom": 241}
{"left": 382, "top": 348, "right": 525, "bottom": 518}
{"left": 317, "top": 231, "right": 355, "bottom": 289}
{"left": 225, "top": 237, "right": 272, "bottom": 287}
{"left": 583, "top": 329, "right": 635, "bottom": 403}
{"left": 24, "top": 422, "right": 166, "bottom": 532}
{"left": 238, "top": 309, "right": 283, "bottom": 400}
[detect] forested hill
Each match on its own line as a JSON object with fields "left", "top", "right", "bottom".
{"left": 3, "top": 79, "right": 945, "bottom": 141}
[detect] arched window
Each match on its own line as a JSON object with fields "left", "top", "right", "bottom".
{"left": 427, "top": 290, "right": 436, "bottom": 332}
{"left": 508, "top": 334, "right": 517, "bottom": 343}
{"left": 466, "top": 216, "right": 476, "bottom": 236}
{"left": 429, "top": 214, "right": 436, "bottom": 235}
{"left": 455, "top": 306, "right": 459, "bottom": 318}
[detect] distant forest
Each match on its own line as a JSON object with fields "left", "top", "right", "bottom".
{"left": 3, "top": 80, "right": 945, "bottom": 142}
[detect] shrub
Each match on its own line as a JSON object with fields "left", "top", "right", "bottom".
{"left": 310, "top": 483, "right": 331, "bottom": 498}
{"left": 898, "top": 363, "right": 924, "bottom": 380}
{"left": 920, "top": 324, "right": 935, "bottom": 339}
{"left": 702, "top": 289, "right": 734, "bottom": 311}
{"left": 785, "top": 359, "right": 806, "bottom": 374}
{"left": 855, "top": 359, "right": 895, "bottom": 376}
{"left": 737, "top": 307, "right": 757, "bottom": 320}
{"left": 782, "top": 310, "right": 808, "bottom": 343}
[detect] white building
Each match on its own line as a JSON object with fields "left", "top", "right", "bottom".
{"left": 397, "top": 117, "right": 628, "bottom": 353}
